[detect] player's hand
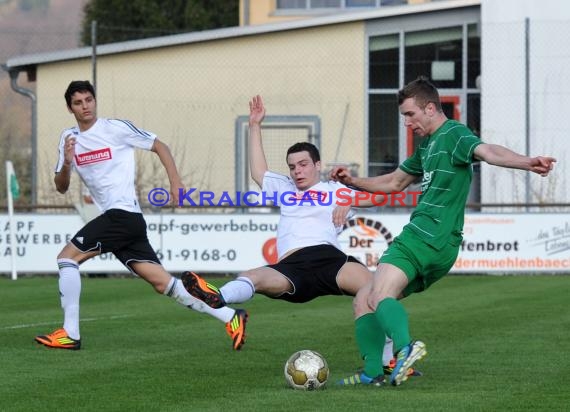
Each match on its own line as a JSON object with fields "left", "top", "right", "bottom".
{"left": 332, "top": 205, "right": 353, "bottom": 228}
{"left": 329, "top": 166, "right": 353, "bottom": 185}
{"left": 249, "top": 95, "right": 266, "bottom": 126}
{"left": 170, "top": 181, "right": 185, "bottom": 207}
{"left": 530, "top": 156, "right": 556, "bottom": 177}
{"left": 63, "top": 135, "right": 76, "bottom": 165}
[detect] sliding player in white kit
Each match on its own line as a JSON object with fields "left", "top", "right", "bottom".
{"left": 34, "top": 80, "right": 245, "bottom": 351}
{"left": 182, "top": 95, "right": 420, "bottom": 379}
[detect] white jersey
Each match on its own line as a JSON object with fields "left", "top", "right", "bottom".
{"left": 55, "top": 118, "right": 156, "bottom": 213}
{"left": 262, "top": 171, "right": 355, "bottom": 259}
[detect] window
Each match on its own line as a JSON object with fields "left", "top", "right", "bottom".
{"left": 277, "top": 0, "right": 307, "bottom": 9}
{"left": 379, "top": 0, "right": 407, "bottom": 5}
{"left": 369, "top": 34, "right": 399, "bottom": 89}
{"left": 368, "top": 94, "right": 399, "bottom": 177}
{"left": 405, "top": 26, "right": 463, "bottom": 88}
{"left": 311, "top": 0, "right": 341, "bottom": 7}
{"left": 467, "top": 93, "right": 480, "bottom": 137}
{"left": 468, "top": 23, "right": 481, "bottom": 89}
{"left": 346, "top": 0, "right": 376, "bottom": 6}
{"left": 277, "top": 0, "right": 407, "bottom": 10}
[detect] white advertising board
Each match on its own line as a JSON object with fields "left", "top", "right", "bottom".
{"left": 0, "top": 213, "right": 568, "bottom": 274}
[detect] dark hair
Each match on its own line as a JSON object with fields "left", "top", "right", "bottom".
{"left": 65, "top": 80, "right": 96, "bottom": 108}
{"left": 397, "top": 76, "right": 442, "bottom": 112}
{"left": 286, "top": 142, "right": 320, "bottom": 164}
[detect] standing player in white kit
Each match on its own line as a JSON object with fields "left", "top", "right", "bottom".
{"left": 34, "top": 80, "right": 246, "bottom": 350}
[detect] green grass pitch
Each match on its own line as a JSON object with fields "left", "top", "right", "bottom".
{"left": 0, "top": 275, "right": 568, "bottom": 411}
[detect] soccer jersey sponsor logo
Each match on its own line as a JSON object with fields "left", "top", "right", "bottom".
{"left": 286, "top": 190, "right": 328, "bottom": 202}
{"left": 420, "top": 171, "right": 433, "bottom": 192}
{"left": 75, "top": 148, "right": 112, "bottom": 166}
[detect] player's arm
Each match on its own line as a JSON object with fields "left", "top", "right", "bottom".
{"left": 151, "top": 138, "right": 185, "bottom": 204}
{"left": 54, "top": 164, "right": 72, "bottom": 194}
{"left": 332, "top": 205, "right": 354, "bottom": 227}
{"left": 330, "top": 166, "right": 416, "bottom": 194}
{"left": 473, "top": 144, "right": 556, "bottom": 177}
{"left": 54, "top": 135, "right": 76, "bottom": 194}
{"left": 248, "top": 95, "right": 268, "bottom": 187}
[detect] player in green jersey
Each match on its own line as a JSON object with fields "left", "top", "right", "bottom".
{"left": 332, "top": 76, "right": 556, "bottom": 387}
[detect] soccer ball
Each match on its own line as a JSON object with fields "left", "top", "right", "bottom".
{"left": 284, "top": 350, "right": 329, "bottom": 391}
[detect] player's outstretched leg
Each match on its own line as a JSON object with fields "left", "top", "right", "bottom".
{"left": 225, "top": 309, "right": 248, "bottom": 350}
{"left": 35, "top": 328, "right": 81, "bottom": 350}
{"left": 181, "top": 271, "right": 226, "bottom": 308}
{"left": 390, "top": 340, "right": 427, "bottom": 386}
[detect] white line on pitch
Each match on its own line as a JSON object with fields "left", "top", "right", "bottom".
{"left": 1, "top": 314, "right": 132, "bottom": 330}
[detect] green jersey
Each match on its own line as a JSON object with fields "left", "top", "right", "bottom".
{"left": 399, "top": 119, "right": 482, "bottom": 250}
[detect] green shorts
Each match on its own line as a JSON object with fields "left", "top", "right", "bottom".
{"left": 379, "top": 227, "right": 460, "bottom": 297}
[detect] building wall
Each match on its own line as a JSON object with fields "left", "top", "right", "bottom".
{"left": 481, "top": 0, "right": 569, "bottom": 205}
{"left": 35, "top": 22, "right": 366, "bottom": 206}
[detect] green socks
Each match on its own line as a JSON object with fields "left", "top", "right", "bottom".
{"left": 375, "top": 297, "right": 411, "bottom": 353}
{"left": 353, "top": 298, "right": 412, "bottom": 377}
{"left": 354, "top": 313, "right": 384, "bottom": 378}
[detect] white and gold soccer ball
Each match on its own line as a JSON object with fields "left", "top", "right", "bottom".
{"left": 284, "top": 350, "right": 329, "bottom": 391}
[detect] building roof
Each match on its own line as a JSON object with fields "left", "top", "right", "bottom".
{"left": 5, "top": 0, "right": 480, "bottom": 71}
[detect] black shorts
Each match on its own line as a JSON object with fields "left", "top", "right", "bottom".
{"left": 267, "top": 244, "right": 363, "bottom": 303}
{"left": 71, "top": 208, "right": 160, "bottom": 271}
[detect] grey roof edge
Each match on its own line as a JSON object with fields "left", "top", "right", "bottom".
{"left": 5, "top": 0, "right": 480, "bottom": 70}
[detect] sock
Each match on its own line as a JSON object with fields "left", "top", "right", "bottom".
{"left": 164, "top": 277, "right": 235, "bottom": 323}
{"left": 375, "top": 297, "right": 411, "bottom": 353}
{"left": 57, "top": 258, "right": 81, "bottom": 340}
{"left": 219, "top": 276, "right": 255, "bottom": 304}
{"left": 354, "top": 313, "right": 384, "bottom": 378}
{"left": 383, "top": 337, "right": 394, "bottom": 366}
